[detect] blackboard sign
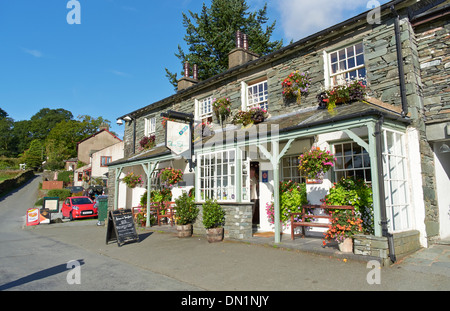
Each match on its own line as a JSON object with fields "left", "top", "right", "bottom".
{"left": 106, "top": 209, "right": 139, "bottom": 247}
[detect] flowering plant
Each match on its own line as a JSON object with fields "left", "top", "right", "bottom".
{"left": 266, "top": 181, "right": 308, "bottom": 225}
{"left": 212, "top": 97, "right": 231, "bottom": 122}
{"left": 123, "top": 172, "right": 143, "bottom": 188}
{"left": 323, "top": 209, "right": 363, "bottom": 244}
{"left": 298, "top": 147, "right": 336, "bottom": 179}
{"left": 161, "top": 117, "right": 176, "bottom": 129}
{"left": 139, "top": 135, "right": 156, "bottom": 150}
{"left": 321, "top": 79, "right": 367, "bottom": 111}
{"left": 282, "top": 71, "right": 311, "bottom": 104}
{"left": 322, "top": 177, "right": 374, "bottom": 234}
{"left": 232, "top": 107, "right": 268, "bottom": 126}
{"left": 158, "top": 167, "right": 183, "bottom": 186}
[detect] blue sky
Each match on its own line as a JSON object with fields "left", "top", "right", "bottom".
{"left": 0, "top": 0, "right": 390, "bottom": 139}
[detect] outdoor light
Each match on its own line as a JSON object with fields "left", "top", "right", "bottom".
{"left": 123, "top": 116, "right": 132, "bottom": 122}
{"left": 116, "top": 119, "right": 123, "bottom": 125}
{"left": 439, "top": 143, "right": 450, "bottom": 154}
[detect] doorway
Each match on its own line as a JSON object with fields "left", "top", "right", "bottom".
{"left": 250, "top": 162, "right": 260, "bottom": 225}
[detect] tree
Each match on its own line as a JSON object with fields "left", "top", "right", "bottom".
{"left": 22, "top": 139, "right": 44, "bottom": 169}
{"left": 0, "top": 108, "right": 14, "bottom": 156}
{"left": 29, "top": 108, "right": 73, "bottom": 141}
{"left": 165, "top": 0, "right": 283, "bottom": 89}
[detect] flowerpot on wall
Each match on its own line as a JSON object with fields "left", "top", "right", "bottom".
{"left": 206, "top": 227, "right": 224, "bottom": 243}
{"left": 177, "top": 224, "right": 193, "bottom": 238}
{"left": 338, "top": 237, "right": 353, "bottom": 253}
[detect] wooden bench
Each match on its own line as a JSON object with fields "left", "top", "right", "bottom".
{"left": 290, "top": 205, "right": 355, "bottom": 240}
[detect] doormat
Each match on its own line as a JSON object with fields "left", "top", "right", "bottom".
{"left": 253, "top": 231, "right": 275, "bottom": 237}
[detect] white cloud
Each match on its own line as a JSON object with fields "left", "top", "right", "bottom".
{"left": 275, "top": 0, "right": 371, "bottom": 41}
{"left": 22, "top": 48, "right": 43, "bottom": 58}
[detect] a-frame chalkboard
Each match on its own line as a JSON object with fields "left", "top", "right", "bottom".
{"left": 106, "top": 209, "right": 139, "bottom": 247}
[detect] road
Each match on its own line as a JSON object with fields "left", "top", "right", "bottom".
{"left": 1, "top": 174, "right": 449, "bottom": 294}
{"left": 0, "top": 175, "right": 201, "bottom": 291}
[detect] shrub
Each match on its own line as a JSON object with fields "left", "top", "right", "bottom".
{"left": 322, "top": 177, "right": 374, "bottom": 234}
{"left": 175, "top": 192, "right": 199, "bottom": 225}
{"left": 266, "top": 181, "right": 308, "bottom": 225}
{"left": 202, "top": 199, "right": 225, "bottom": 229}
{"left": 47, "top": 189, "right": 71, "bottom": 201}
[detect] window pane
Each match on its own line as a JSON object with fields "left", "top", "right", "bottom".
{"left": 347, "top": 46, "right": 354, "bottom": 58}
{"left": 330, "top": 52, "right": 338, "bottom": 63}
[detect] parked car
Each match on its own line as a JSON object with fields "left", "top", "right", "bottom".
{"left": 62, "top": 196, "right": 98, "bottom": 221}
{"left": 65, "top": 186, "right": 84, "bottom": 194}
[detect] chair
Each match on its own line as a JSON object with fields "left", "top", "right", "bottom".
{"left": 157, "top": 201, "right": 176, "bottom": 226}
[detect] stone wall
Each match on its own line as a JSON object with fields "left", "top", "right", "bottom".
{"left": 194, "top": 202, "right": 254, "bottom": 240}
{"left": 354, "top": 230, "right": 421, "bottom": 266}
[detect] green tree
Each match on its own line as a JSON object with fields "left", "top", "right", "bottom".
{"left": 0, "top": 108, "right": 14, "bottom": 156}
{"left": 165, "top": 0, "right": 283, "bottom": 89}
{"left": 29, "top": 108, "right": 73, "bottom": 141}
{"left": 22, "top": 139, "right": 44, "bottom": 169}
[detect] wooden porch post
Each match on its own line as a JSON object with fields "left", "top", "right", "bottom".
{"left": 142, "top": 162, "right": 158, "bottom": 228}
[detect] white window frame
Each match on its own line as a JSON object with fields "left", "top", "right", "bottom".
{"left": 332, "top": 140, "right": 372, "bottom": 183}
{"left": 198, "top": 96, "right": 213, "bottom": 120}
{"left": 382, "top": 128, "right": 411, "bottom": 233}
{"left": 326, "top": 42, "right": 366, "bottom": 87}
{"left": 281, "top": 155, "right": 305, "bottom": 183}
{"left": 241, "top": 78, "right": 269, "bottom": 111}
{"left": 144, "top": 117, "right": 156, "bottom": 137}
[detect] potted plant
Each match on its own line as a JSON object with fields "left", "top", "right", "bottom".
{"left": 158, "top": 167, "right": 183, "bottom": 187}
{"left": 323, "top": 209, "right": 364, "bottom": 253}
{"left": 282, "top": 70, "right": 311, "bottom": 104}
{"left": 321, "top": 79, "right": 367, "bottom": 111}
{"left": 139, "top": 135, "right": 156, "bottom": 151}
{"left": 202, "top": 199, "right": 225, "bottom": 243}
{"left": 298, "top": 147, "right": 336, "bottom": 181}
{"left": 122, "top": 172, "right": 143, "bottom": 188}
{"left": 212, "top": 97, "right": 231, "bottom": 123}
{"left": 232, "top": 107, "right": 269, "bottom": 127}
{"left": 174, "top": 192, "right": 199, "bottom": 238}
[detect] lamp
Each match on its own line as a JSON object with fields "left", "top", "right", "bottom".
{"left": 439, "top": 143, "right": 450, "bottom": 154}
{"left": 123, "top": 116, "right": 132, "bottom": 122}
{"left": 116, "top": 119, "right": 123, "bottom": 125}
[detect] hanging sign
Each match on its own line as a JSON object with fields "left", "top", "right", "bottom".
{"left": 166, "top": 120, "right": 191, "bottom": 156}
{"left": 26, "top": 208, "right": 40, "bottom": 226}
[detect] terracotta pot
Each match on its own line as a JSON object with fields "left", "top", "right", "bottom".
{"left": 177, "top": 224, "right": 193, "bottom": 238}
{"left": 338, "top": 237, "right": 353, "bottom": 253}
{"left": 206, "top": 227, "right": 224, "bottom": 243}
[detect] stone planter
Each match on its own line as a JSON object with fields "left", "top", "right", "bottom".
{"left": 338, "top": 237, "right": 353, "bottom": 253}
{"left": 177, "top": 224, "right": 193, "bottom": 238}
{"left": 206, "top": 227, "right": 224, "bottom": 243}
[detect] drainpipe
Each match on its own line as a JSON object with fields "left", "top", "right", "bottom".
{"left": 391, "top": 5, "right": 408, "bottom": 118}
{"left": 375, "top": 115, "right": 397, "bottom": 263}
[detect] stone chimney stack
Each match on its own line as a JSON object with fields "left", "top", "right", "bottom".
{"left": 177, "top": 61, "right": 199, "bottom": 92}
{"left": 228, "top": 31, "right": 259, "bottom": 69}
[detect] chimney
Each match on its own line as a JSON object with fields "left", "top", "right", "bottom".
{"left": 177, "top": 61, "right": 199, "bottom": 92}
{"left": 228, "top": 31, "right": 259, "bottom": 69}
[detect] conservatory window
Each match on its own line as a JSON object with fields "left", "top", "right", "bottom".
{"left": 282, "top": 155, "right": 306, "bottom": 183}
{"left": 382, "top": 129, "right": 410, "bottom": 232}
{"left": 333, "top": 141, "right": 372, "bottom": 182}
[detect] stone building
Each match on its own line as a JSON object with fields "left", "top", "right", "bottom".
{"left": 107, "top": 0, "right": 450, "bottom": 263}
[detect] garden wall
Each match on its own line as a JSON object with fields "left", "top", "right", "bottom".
{"left": 0, "top": 170, "right": 35, "bottom": 197}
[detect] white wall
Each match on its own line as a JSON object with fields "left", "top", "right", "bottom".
{"left": 434, "top": 141, "right": 450, "bottom": 240}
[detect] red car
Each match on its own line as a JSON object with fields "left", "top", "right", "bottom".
{"left": 62, "top": 196, "right": 98, "bottom": 221}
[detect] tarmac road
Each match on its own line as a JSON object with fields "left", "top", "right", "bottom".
{"left": 1, "top": 174, "right": 449, "bottom": 293}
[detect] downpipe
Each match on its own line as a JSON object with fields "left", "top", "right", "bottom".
{"left": 375, "top": 115, "right": 397, "bottom": 263}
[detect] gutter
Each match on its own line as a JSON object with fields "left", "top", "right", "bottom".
{"left": 375, "top": 115, "right": 397, "bottom": 263}
{"left": 391, "top": 5, "right": 409, "bottom": 118}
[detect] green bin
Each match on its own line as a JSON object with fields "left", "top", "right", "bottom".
{"left": 96, "top": 196, "right": 109, "bottom": 225}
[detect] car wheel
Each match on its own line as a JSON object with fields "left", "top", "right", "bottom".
{"left": 69, "top": 211, "right": 74, "bottom": 221}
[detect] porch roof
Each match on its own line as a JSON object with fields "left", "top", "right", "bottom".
{"left": 108, "top": 99, "right": 410, "bottom": 167}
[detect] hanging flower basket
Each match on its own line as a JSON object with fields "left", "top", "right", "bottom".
{"left": 282, "top": 71, "right": 311, "bottom": 104}
{"left": 320, "top": 79, "right": 367, "bottom": 111}
{"left": 298, "top": 147, "right": 336, "bottom": 180}
{"left": 123, "top": 172, "right": 143, "bottom": 188}
{"left": 139, "top": 135, "right": 156, "bottom": 151}
{"left": 158, "top": 167, "right": 183, "bottom": 187}
{"left": 232, "top": 107, "right": 268, "bottom": 127}
{"left": 212, "top": 97, "right": 231, "bottom": 123}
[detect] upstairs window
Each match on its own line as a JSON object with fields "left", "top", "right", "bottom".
{"left": 199, "top": 96, "right": 213, "bottom": 122}
{"left": 247, "top": 80, "right": 268, "bottom": 110}
{"left": 100, "top": 156, "right": 112, "bottom": 167}
{"left": 329, "top": 42, "right": 366, "bottom": 86}
{"left": 145, "top": 117, "right": 156, "bottom": 137}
